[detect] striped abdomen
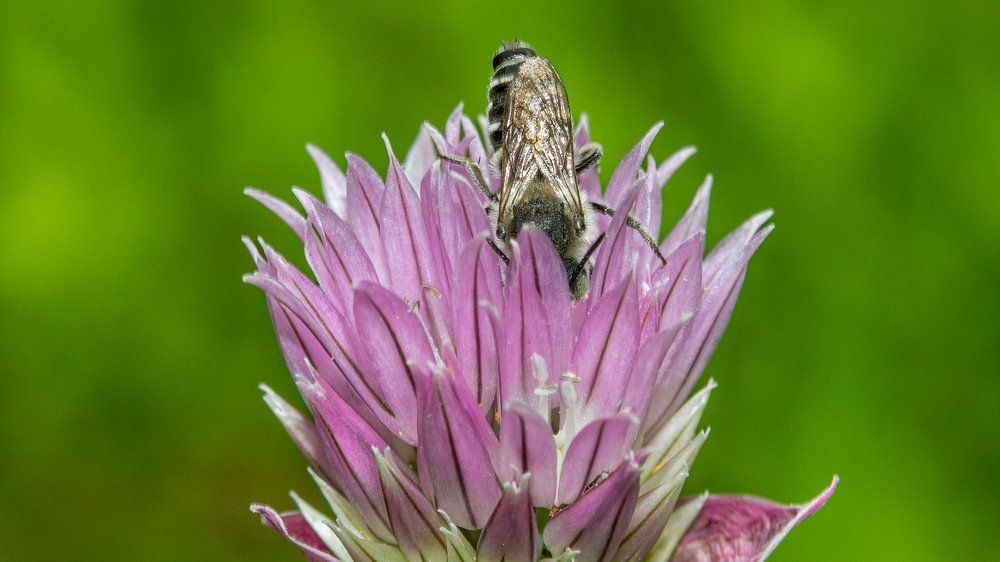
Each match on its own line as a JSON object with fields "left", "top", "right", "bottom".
{"left": 487, "top": 42, "right": 537, "bottom": 150}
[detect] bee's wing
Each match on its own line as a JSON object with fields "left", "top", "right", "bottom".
{"left": 497, "top": 59, "right": 585, "bottom": 226}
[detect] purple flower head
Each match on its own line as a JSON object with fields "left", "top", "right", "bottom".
{"left": 245, "top": 104, "right": 835, "bottom": 561}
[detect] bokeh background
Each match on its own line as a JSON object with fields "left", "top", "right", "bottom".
{"left": 2, "top": 1, "right": 998, "bottom": 560}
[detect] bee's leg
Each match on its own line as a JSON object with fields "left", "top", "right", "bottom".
{"left": 569, "top": 232, "right": 607, "bottom": 288}
{"left": 575, "top": 142, "right": 603, "bottom": 175}
{"left": 438, "top": 154, "right": 497, "bottom": 202}
{"left": 487, "top": 239, "right": 510, "bottom": 264}
{"left": 588, "top": 201, "right": 667, "bottom": 266}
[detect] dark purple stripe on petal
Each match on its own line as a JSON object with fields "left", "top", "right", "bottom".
{"left": 544, "top": 454, "right": 644, "bottom": 562}
{"left": 557, "top": 412, "right": 638, "bottom": 505}
{"left": 589, "top": 183, "right": 642, "bottom": 301}
{"left": 571, "top": 275, "right": 640, "bottom": 419}
{"left": 415, "top": 369, "right": 501, "bottom": 529}
{"left": 477, "top": 475, "right": 537, "bottom": 562}
{"left": 500, "top": 228, "right": 572, "bottom": 409}
{"left": 450, "top": 236, "right": 503, "bottom": 413}
{"left": 672, "top": 476, "right": 838, "bottom": 562}
{"left": 345, "top": 153, "right": 388, "bottom": 282}
{"left": 353, "top": 282, "right": 436, "bottom": 444}
{"left": 647, "top": 225, "right": 773, "bottom": 432}
{"left": 374, "top": 449, "right": 449, "bottom": 562}
{"left": 497, "top": 401, "right": 557, "bottom": 507}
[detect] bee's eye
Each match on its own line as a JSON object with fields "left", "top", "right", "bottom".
{"left": 497, "top": 225, "right": 507, "bottom": 239}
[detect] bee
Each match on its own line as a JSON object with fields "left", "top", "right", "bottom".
{"left": 442, "top": 41, "right": 665, "bottom": 298}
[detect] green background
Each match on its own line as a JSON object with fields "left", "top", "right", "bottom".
{"left": 2, "top": 1, "right": 998, "bottom": 560}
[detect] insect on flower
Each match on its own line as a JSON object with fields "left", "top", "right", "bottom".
{"left": 441, "top": 40, "right": 667, "bottom": 298}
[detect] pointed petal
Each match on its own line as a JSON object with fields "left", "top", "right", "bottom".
{"left": 497, "top": 401, "right": 558, "bottom": 507}
{"left": 381, "top": 137, "right": 449, "bottom": 346}
{"left": 461, "top": 114, "right": 491, "bottom": 183}
{"left": 290, "top": 491, "right": 352, "bottom": 561}
{"left": 544, "top": 454, "right": 644, "bottom": 562}
{"left": 558, "top": 412, "right": 639, "bottom": 505}
{"left": 381, "top": 137, "right": 436, "bottom": 300}
{"left": 245, "top": 188, "right": 307, "bottom": 240}
{"left": 331, "top": 523, "right": 408, "bottom": 562}
{"left": 404, "top": 125, "right": 436, "bottom": 189}
{"left": 345, "top": 153, "right": 388, "bottom": 282}
{"left": 641, "top": 382, "right": 715, "bottom": 476}
{"left": 439, "top": 510, "right": 478, "bottom": 562}
{"left": 645, "top": 493, "right": 707, "bottom": 562}
{"left": 298, "top": 373, "right": 394, "bottom": 541}
{"left": 501, "top": 228, "right": 572, "bottom": 410}
{"left": 307, "top": 144, "right": 348, "bottom": 217}
{"left": 647, "top": 147, "right": 697, "bottom": 236}
{"left": 589, "top": 183, "right": 642, "bottom": 301}
{"left": 353, "top": 282, "right": 435, "bottom": 444}
{"left": 415, "top": 369, "right": 501, "bottom": 529}
{"left": 672, "top": 476, "right": 838, "bottom": 562}
{"left": 704, "top": 209, "right": 774, "bottom": 285}
{"left": 478, "top": 475, "right": 538, "bottom": 562}
{"left": 450, "top": 236, "right": 504, "bottom": 412}
{"left": 621, "top": 328, "right": 681, "bottom": 426}
{"left": 571, "top": 276, "right": 640, "bottom": 420}
{"left": 251, "top": 505, "right": 341, "bottom": 562}
{"left": 605, "top": 122, "right": 663, "bottom": 209}
{"left": 640, "top": 234, "right": 704, "bottom": 344}
{"left": 612, "top": 465, "right": 691, "bottom": 562}
{"left": 660, "top": 176, "right": 711, "bottom": 257}
{"left": 307, "top": 467, "right": 374, "bottom": 542}
{"left": 419, "top": 164, "right": 455, "bottom": 300}
{"left": 259, "top": 384, "right": 330, "bottom": 480}
{"left": 296, "top": 188, "right": 378, "bottom": 312}
{"left": 648, "top": 226, "right": 773, "bottom": 431}
{"left": 374, "top": 449, "right": 449, "bottom": 562}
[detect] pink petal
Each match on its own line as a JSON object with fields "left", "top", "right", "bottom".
{"left": 352, "top": 282, "right": 435, "bottom": 445}
{"left": 704, "top": 210, "right": 774, "bottom": 286}
{"left": 672, "top": 476, "right": 839, "bottom": 562}
{"left": 557, "top": 412, "right": 638, "bottom": 505}
{"left": 245, "top": 188, "right": 307, "bottom": 240}
{"left": 640, "top": 234, "right": 704, "bottom": 344}
{"left": 295, "top": 189, "right": 378, "bottom": 312}
{"left": 450, "top": 236, "right": 504, "bottom": 412}
{"left": 297, "top": 373, "right": 394, "bottom": 542}
{"left": 415, "top": 369, "right": 501, "bottom": 529}
{"left": 497, "top": 401, "right": 558, "bottom": 507}
{"left": 344, "top": 153, "right": 388, "bottom": 283}
{"left": 544, "top": 454, "right": 644, "bottom": 562}
{"left": 250, "top": 505, "right": 341, "bottom": 562}
{"left": 306, "top": 144, "right": 348, "bottom": 217}
{"left": 380, "top": 137, "right": 450, "bottom": 346}
{"left": 589, "top": 183, "right": 642, "bottom": 301}
{"left": 500, "top": 228, "right": 572, "bottom": 410}
{"left": 604, "top": 122, "right": 664, "bottom": 209}
{"left": 661, "top": 176, "right": 711, "bottom": 257}
{"left": 477, "top": 475, "right": 538, "bottom": 562}
{"left": 374, "top": 449, "right": 449, "bottom": 562}
{"left": 571, "top": 276, "right": 640, "bottom": 420}
{"left": 647, "top": 225, "right": 773, "bottom": 432}
{"left": 259, "top": 384, "right": 331, "bottom": 482}
{"left": 403, "top": 125, "right": 436, "bottom": 189}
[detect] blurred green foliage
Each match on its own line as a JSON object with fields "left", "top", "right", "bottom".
{"left": 2, "top": 1, "right": 998, "bottom": 560}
